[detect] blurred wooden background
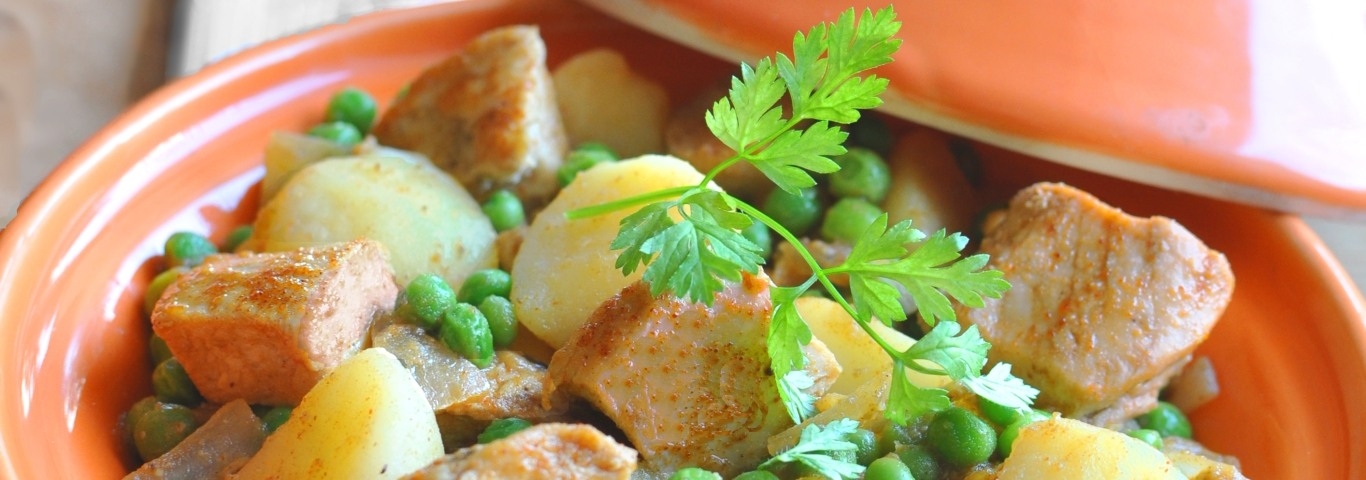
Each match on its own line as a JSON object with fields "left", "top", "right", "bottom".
{"left": 1, "top": 0, "right": 1362, "bottom": 293}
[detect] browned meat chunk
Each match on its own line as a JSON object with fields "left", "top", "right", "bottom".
{"left": 402, "top": 423, "right": 637, "bottom": 480}
{"left": 770, "top": 238, "right": 852, "bottom": 288}
{"left": 152, "top": 240, "right": 398, "bottom": 405}
{"left": 957, "top": 183, "right": 1233, "bottom": 424}
{"left": 545, "top": 273, "right": 838, "bottom": 478}
{"left": 664, "top": 84, "right": 770, "bottom": 201}
{"left": 372, "top": 25, "right": 566, "bottom": 206}
{"left": 372, "top": 323, "right": 572, "bottom": 448}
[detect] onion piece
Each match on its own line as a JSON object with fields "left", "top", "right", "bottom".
{"left": 124, "top": 400, "right": 266, "bottom": 480}
{"left": 1166, "top": 356, "right": 1220, "bottom": 412}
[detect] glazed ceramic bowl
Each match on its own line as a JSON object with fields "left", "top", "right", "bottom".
{"left": 0, "top": 0, "right": 1363, "bottom": 478}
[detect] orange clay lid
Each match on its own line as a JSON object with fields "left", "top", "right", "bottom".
{"left": 582, "top": 0, "right": 1366, "bottom": 219}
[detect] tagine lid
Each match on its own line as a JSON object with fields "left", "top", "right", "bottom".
{"left": 582, "top": 0, "right": 1366, "bottom": 219}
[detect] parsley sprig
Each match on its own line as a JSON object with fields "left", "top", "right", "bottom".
{"left": 567, "top": 5, "right": 1037, "bottom": 438}
{"left": 759, "top": 419, "right": 866, "bottom": 479}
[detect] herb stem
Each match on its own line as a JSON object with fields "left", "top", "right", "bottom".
{"left": 732, "top": 199, "right": 901, "bottom": 358}
{"left": 564, "top": 185, "right": 693, "bottom": 220}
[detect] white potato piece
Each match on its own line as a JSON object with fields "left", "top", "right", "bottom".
{"left": 795, "top": 296, "right": 948, "bottom": 395}
{"left": 997, "top": 417, "right": 1184, "bottom": 480}
{"left": 553, "top": 48, "right": 668, "bottom": 157}
{"left": 250, "top": 152, "right": 497, "bottom": 288}
{"left": 235, "top": 348, "right": 442, "bottom": 480}
{"left": 512, "top": 155, "right": 704, "bottom": 348}
{"left": 882, "top": 129, "right": 977, "bottom": 236}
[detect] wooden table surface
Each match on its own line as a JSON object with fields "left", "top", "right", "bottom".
{"left": 2, "top": 0, "right": 1363, "bottom": 296}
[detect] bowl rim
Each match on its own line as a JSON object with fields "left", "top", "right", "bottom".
{"left": 1, "top": 0, "right": 1365, "bottom": 477}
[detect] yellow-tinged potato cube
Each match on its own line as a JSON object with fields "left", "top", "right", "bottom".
{"left": 882, "top": 129, "right": 977, "bottom": 237}
{"left": 553, "top": 48, "right": 668, "bottom": 157}
{"left": 250, "top": 153, "right": 498, "bottom": 289}
{"left": 997, "top": 417, "right": 1184, "bottom": 480}
{"left": 234, "top": 348, "right": 443, "bottom": 480}
{"left": 511, "top": 155, "right": 705, "bottom": 348}
{"left": 795, "top": 296, "right": 948, "bottom": 395}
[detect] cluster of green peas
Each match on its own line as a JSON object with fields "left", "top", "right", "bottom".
{"left": 667, "top": 395, "right": 1192, "bottom": 480}
{"left": 756, "top": 117, "right": 898, "bottom": 255}
{"left": 126, "top": 228, "right": 291, "bottom": 463}
{"left": 123, "top": 87, "right": 385, "bottom": 463}
{"left": 396, "top": 268, "right": 518, "bottom": 368}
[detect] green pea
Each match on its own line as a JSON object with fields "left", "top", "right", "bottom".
{"left": 926, "top": 406, "right": 996, "bottom": 468}
{"left": 1127, "top": 428, "right": 1165, "bottom": 450}
{"left": 997, "top": 410, "right": 1048, "bottom": 458}
{"left": 574, "top": 142, "right": 618, "bottom": 159}
{"left": 325, "top": 87, "right": 378, "bottom": 134}
{"left": 125, "top": 396, "right": 159, "bottom": 433}
{"left": 478, "top": 295, "right": 518, "bottom": 348}
{"left": 261, "top": 406, "right": 293, "bottom": 434}
{"left": 732, "top": 471, "right": 779, "bottom": 480}
{"left": 307, "top": 121, "right": 363, "bottom": 149}
{"left": 152, "top": 358, "right": 202, "bottom": 407}
{"left": 481, "top": 189, "right": 525, "bottom": 232}
{"left": 224, "top": 225, "right": 253, "bottom": 252}
{"left": 1138, "top": 401, "right": 1192, "bottom": 439}
{"left": 740, "top": 221, "right": 773, "bottom": 259}
{"left": 439, "top": 303, "right": 494, "bottom": 368}
{"left": 143, "top": 267, "right": 185, "bottom": 316}
{"left": 761, "top": 187, "right": 822, "bottom": 236}
{"left": 148, "top": 333, "right": 174, "bottom": 366}
{"left": 897, "top": 444, "right": 941, "bottom": 480}
{"left": 979, "top": 396, "right": 1032, "bottom": 427}
{"left": 820, "top": 197, "right": 883, "bottom": 244}
{"left": 845, "top": 427, "right": 881, "bottom": 466}
{"left": 668, "top": 467, "right": 721, "bottom": 480}
{"left": 478, "top": 417, "right": 532, "bottom": 444}
{"left": 558, "top": 142, "right": 618, "bottom": 186}
{"left": 405, "top": 274, "right": 457, "bottom": 331}
{"left": 164, "top": 232, "right": 217, "bottom": 269}
{"left": 848, "top": 113, "right": 893, "bottom": 157}
{"left": 132, "top": 402, "right": 198, "bottom": 461}
{"left": 458, "top": 268, "right": 512, "bottom": 306}
{"left": 828, "top": 147, "right": 892, "bottom": 203}
{"left": 864, "top": 455, "right": 913, "bottom": 480}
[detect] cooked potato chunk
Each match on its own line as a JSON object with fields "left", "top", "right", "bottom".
{"left": 996, "top": 417, "right": 1184, "bottom": 479}
{"left": 796, "top": 296, "right": 947, "bottom": 396}
{"left": 882, "top": 129, "right": 977, "bottom": 236}
{"left": 234, "top": 348, "right": 443, "bottom": 480}
{"left": 553, "top": 48, "right": 668, "bottom": 157}
{"left": 511, "top": 154, "right": 705, "bottom": 348}
{"left": 250, "top": 153, "right": 497, "bottom": 288}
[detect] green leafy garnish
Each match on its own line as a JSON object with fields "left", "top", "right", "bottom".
{"left": 567, "top": 6, "right": 1037, "bottom": 430}
{"left": 759, "top": 418, "right": 865, "bottom": 479}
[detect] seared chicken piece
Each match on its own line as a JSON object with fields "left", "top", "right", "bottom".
{"left": 545, "top": 273, "right": 839, "bottom": 478}
{"left": 373, "top": 323, "right": 572, "bottom": 447}
{"left": 152, "top": 240, "right": 398, "bottom": 405}
{"left": 770, "top": 238, "right": 852, "bottom": 288}
{"left": 402, "top": 423, "right": 637, "bottom": 480}
{"left": 372, "top": 25, "right": 566, "bottom": 206}
{"left": 957, "top": 183, "right": 1233, "bottom": 423}
{"left": 664, "top": 84, "right": 771, "bottom": 200}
